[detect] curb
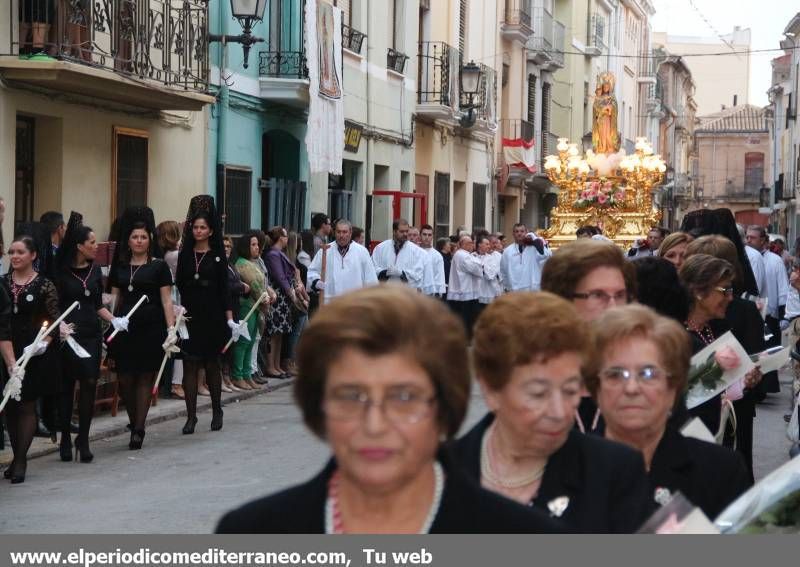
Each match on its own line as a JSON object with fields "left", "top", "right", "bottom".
{"left": 17, "top": 378, "right": 295, "bottom": 463}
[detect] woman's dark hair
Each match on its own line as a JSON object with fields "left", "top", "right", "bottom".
{"left": 436, "top": 238, "right": 450, "bottom": 253}
{"left": 300, "top": 230, "right": 315, "bottom": 257}
{"left": 235, "top": 230, "right": 262, "bottom": 261}
{"left": 10, "top": 235, "right": 37, "bottom": 260}
{"left": 267, "top": 226, "right": 286, "bottom": 246}
{"left": 120, "top": 221, "right": 150, "bottom": 263}
{"left": 633, "top": 257, "right": 690, "bottom": 323}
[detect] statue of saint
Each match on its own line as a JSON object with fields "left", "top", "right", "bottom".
{"left": 592, "top": 72, "right": 620, "bottom": 154}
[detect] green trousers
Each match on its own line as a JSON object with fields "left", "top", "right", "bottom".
{"left": 231, "top": 301, "right": 259, "bottom": 380}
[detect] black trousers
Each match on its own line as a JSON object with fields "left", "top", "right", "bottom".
{"left": 763, "top": 315, "right": 782, "bottom": 393}
{"left": 448, "top": 300, "right": 480, "bottom": 338}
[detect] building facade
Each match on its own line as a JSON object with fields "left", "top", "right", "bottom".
{"left": 0, "top": 0, "right": 212, "bottom": 244}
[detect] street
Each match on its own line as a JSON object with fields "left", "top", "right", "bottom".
{"left": 0, "top": 374, "right": 794, "bottom": 534}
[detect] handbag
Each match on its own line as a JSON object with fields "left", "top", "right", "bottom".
{"left": 788, "top": 393, "right": 800, "bottom": 443}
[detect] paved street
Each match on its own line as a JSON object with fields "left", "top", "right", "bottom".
{"left": 0, "top": 373, "right": 795, "bottom": 534}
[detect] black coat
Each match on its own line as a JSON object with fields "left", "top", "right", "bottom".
{"left": 647, "top": 426, "right": 752, "bottom": 520}
{"left": 452, "top": 413, "right": 650, "bottom": 533}
{"left": 216, "top": 452, "right": 563, "bottom": 534}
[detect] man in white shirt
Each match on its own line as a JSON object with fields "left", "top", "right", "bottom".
{"left": 738, "top": 223, "right": 767, "bottom": 295}
{"left": 372, "top": 218, "right": 426, "bottom": 290}
{"left": 408, "top": 226, "right": 435, "bottom": 296}
{"left": 626, "top": 227, "right": 667, "bottom": 259}
{"left": 747, "top": 225, "right": 789, "bottom": 394}
{"left": 499, "top": 223, "right": 552, "bottom": 291}
{"left": 419, "top": 224, "right": 446, "bottom": 297}
{"left": 308, "top": 220, "right": 378, "bottom": 304}
{"left": 447, "top": 235, "right": 484, "bottom": 335}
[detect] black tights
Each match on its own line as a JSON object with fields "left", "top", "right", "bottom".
{"left": 183, "top": 358, "right": 222, "bottom": 420}
{"left": 118, "top": 372, "right": 155, "bottom": 432}
{"left": 59, "top": 376, "right": 97, "bottom": 442}
{"left": 5, "top": 399, "right": 36, "bottom": 475}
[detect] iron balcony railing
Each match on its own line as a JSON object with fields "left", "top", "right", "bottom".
{"left": 552, "top": 19, "right": 565, "bottom": 66}
{"left": 258, "top": 51, "right": 308, "bottom": 79}
{"left": 2, "top": 0, "right": 209, "bottom": 92}
{"left": 588, "top": 13, "right": 607, "bottom": 51}
{"left": 460, "top": 62, "right": 496, "bottom": 123}
{"left": 342, "top": 23, "right": 365, "bottom": 55}
{"left": 505, "top": 0, "right": 532, "bottom": 29}
{"left": 531, "top": 6, "right": 553, "bottom": 53}
{"left": 543, "top": 131, "right": 558, "bottom": 158}
{"left": 501, "top": 119, "right": 535, "bottom": 143}
{"left": 418, "top": 41, "right": 458, "bottom": 106}
{"left": 387, "top": 48, "right": 409, "bottom": 73}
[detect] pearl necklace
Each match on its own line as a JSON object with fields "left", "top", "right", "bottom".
{"left": 685, "top": 319, "right": 715, "bottom": 345}
{"left": 480, "top": 423, "right": 546, "bottom": 488}
{"left": 324, "top": 462, "right": 444, "bottom": 534}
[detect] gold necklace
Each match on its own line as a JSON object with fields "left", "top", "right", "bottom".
{"left": 480, "top": 423, "right": 546, "bottom": 489}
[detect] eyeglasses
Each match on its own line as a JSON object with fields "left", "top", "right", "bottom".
{"left": 599, "top": 365, "right": 668, "bottom": 388}
{"left": 714, "top": 286, "right": 734, "bottom": 297}
{"left": 323, "top": 387, "right": 437, "bottom": 424}
{"left": 571, "top": 290, "right": 629, "bottom": 306}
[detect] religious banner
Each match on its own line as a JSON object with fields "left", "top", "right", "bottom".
{"left": 305, "top": 0, "right": 345, "bottom": 174}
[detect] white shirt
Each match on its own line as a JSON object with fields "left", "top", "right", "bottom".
{"left": 761, "top": 249, "right": 789, "bottom": 318}
{"left": 421, "top": 247, "right": 446, "bottom": 295}
{"left": 785, "top": 287, "right": 800, "bottom": 320}
{"left": 499, "top": 233, "right": 552, "bottom": 291}
{"left": 418, "top": 246, "right": 435, "bottom": 295}
{"left": 372, "top": 239, "right": 426, "bottom": 290}
{"left": 447, "top": 249, "right": 484, "bottom": 301}
{"left": 476, "top": 251, "right": 503, "bottom": 304}
{"left": 745, "top": 245, "right": 767, "bottom": 296}
{"left": 307, "top": 241, "right": 378, "bottom": 304}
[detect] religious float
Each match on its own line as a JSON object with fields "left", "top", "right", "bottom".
{"left": 540, "top": 72, "right": 667, "bottom": 248}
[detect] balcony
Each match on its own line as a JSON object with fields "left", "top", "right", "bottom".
{"left": 550, "top": 20, "right": 565, "bottom": 69}
{"left": 586, "top": 13, "right": 607, "bottom": 57}
{"left": 528, "top": 7, "right": 553, "bottom": 65}
{"left": 342, "top": 24, "right": 365, "bottom": 55}
{"left": 502, "top": 0, "right": 533, "bottom": 44}
{"left": 417, "top": 41, "right": 458, "bottom": 121}
{"left": 500, "top": 119, "right": 535, "bottom": 143}
{"left": 0, "top": 0, "right": 212, "bottom": 111}
{"left": 387, "top": 48, "right": 409, "bottom": 74}
{"left": 638, "top": 55, "right": 659, "bottom": 84}
{"left": 258, "top": 6, "right": 308, "bottom": 107}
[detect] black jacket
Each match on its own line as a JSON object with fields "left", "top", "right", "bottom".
{"left": 647, "top": 426, "right": 752, "bottom": 520}
{"left": 452, "top": 413, "right": 650, "bottom": 533}
{"left": 216, "top": 451, "right": 563, "bottom": 534}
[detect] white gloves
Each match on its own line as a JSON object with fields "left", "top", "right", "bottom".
{"left": 162, "top": 326, "right": 180, "bottom": 353}
{"left": 23, "top": 340, "right": 49, "bottom": 359}
{"left": 315, "top": 280, "right": 326, "bottom": 291}
{"left": 228, "top": 319, "right": 251, "bottom": 343}
{"left": 387, "top": 266, "right": 403, "bottom": 278}
{"left": 111, "top": 316, "right": 130, "bottom": 332}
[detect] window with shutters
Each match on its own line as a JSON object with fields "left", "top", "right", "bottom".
{"left": 527, "top": 74, "right": 537, "bottom": 124}
{"left": 744, "top": 152, "right": 765, "bottom": 195}
{"left": 434, "top": 172, "right": 451, "bottom": 240}
{"left": 472, "top": 183, "right": 487, "bottom": 230}
{"left": 112, "top": 127, "right": 148, "bottom": 221}
{"left": 217, "top": 166, "right": 252, "bottom": 236}
{"left": 541, "top": 82, "right": 551, "bottom": 134}
{"left": 459, "top": 0, "right": 468, "bottom": 56}
{"left": 388, "top": 0, "right": 405, "bottom": 51}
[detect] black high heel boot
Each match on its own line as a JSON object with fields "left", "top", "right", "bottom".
{"left": 210, "top": 410, "right": 223, "bottom": 431}
{"left": 3, "top": 461, "right": 14, "bottom": 479}
{"left": 74, "top": 437, "right": 94, "bottom": 463}
{"left": 129, "top": 429, "right": 145, "bottom": 450}
{"left": 10, "top": 461, "right": 26, "bottom": 484}
{"left": 59, "top": 433, "right": 73, "bottom": 462}
{"left": 182, "top": 416, "right": 198, "bottom": 435}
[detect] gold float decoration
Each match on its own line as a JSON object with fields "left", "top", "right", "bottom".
{"left": 541, "top": 72, "right": 666, "bottom": 248}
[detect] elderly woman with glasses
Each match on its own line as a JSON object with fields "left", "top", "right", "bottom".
{"left": 216, "top": 286, "right": 560, "bottom": 534}
{"left": 541, "top": 239, "right": 637, "bottom": 433}
{"left": 589, "top": 305, "right": 751, "bottom": 519}
{"left": 453, "top": 292, "right": 649, "bottom": 533}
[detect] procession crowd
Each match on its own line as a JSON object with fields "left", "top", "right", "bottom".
{"left": 0, "top": 196, "right": 798, "bottom": 533}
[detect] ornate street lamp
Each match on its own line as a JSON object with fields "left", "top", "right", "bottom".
{"left": 459, "top": 60, "right": 483, "bottom": 128}
{"left": 208, "top": 0, "right": 268, "bottom": 69}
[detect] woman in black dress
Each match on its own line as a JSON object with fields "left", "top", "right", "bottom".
{"left": 54, "top": 212, "right": 116, "bottom": 463}
{"left": 107, "top": 207, "right": 175, "bottom": 450}
{"left": 2, "top": 228, "right": 60, "bottom": 484}
{"left": 175, "top": 196, "right": 234, "bottom": 434}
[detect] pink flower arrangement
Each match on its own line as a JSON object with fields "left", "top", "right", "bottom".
{"left": 574, "top": 178, "right": 624, "bottom": 209}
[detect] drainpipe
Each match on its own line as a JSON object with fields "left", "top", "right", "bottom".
{"left": 216, "top": 0, "right": 230, "bottom": 199}
{"left": 365, "top": 0, "right": 373, "bottom": 230}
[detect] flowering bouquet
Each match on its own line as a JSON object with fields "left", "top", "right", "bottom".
{"left": 715, "top": 456, "right": 800, "bottom": 533}
{"left": 574, "top": 178, "right": 625, "bottom": 209}
{"left": 686, "top": 332, "right": 754, "bottom": 410}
